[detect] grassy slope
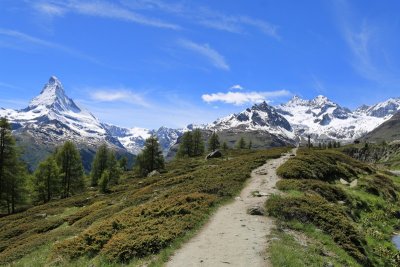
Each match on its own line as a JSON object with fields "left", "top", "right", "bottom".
{"left": 266, "top": 148, "right": 400, "bottom": 266}
{"left": 0, "top": 147, "right": 288, "bottom": 266}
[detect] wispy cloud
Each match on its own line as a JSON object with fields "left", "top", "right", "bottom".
{"left": 0, "top": 28, "right": 101, "bottom": 64}
{"left": 119, "top": 0, "right": 279, "bottom": 38}
{"left": 89, "top": 89, "right": 150, "bottom": 107}
{"left": 197, "top": 10, "right": 279, "bottom": 39}
{"left": 230, "top": 84, "right": 244, "bottom": 90}
{"left": 178, "top": 39, "right": 229, "bottom": 71}
{"left": 202, "top": 90, "right": 291, "bottom": 105}
{"left": 33, "top": 2, "right": 66, "bottom": 17}
{"left": 32, "top": 0, "right": 180, "bottom": 30}
{"left": 334, "top": 0, "right": 400, "bottom": 86}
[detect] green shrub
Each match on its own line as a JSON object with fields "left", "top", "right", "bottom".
{"left": 276, "top": 179, "right": 349, "bottom": 203}
{"left": 265, "top": 194, "right": 369, "bottom": 265}
{"left": 364, "top": 174, "right": 399, "bottom": 202}
{"left": 277, "top": 149, "right": 372, "bottom": 182}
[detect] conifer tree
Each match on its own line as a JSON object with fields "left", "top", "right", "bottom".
{"left": 118, "top": 156, "right": 128, "bottom": 171}
{"left": 99, "top": 170, "right": 110, "bottom": 193}
{"left": 328, "top": 141, "right": 333, "bottom": 149}
{"left": 222, "top": 141, "right": 229, "bottom": 150}
{"left": 107, "top": 151, "right": 121, "bottom": 186}
{"left": 32, "top": 156, "right": 60, "bottom": 203}
{"left": 208, "top": 132, "right": 220, "bottom": 151}
{"left": 177, "top": 131, "right": 193, "bottom": 157}
{"left": 90, "top": 144, "right": 109, "bottom": 186}
{"left": 192, "top": 129, "right": 205, "bottom": 156}
{"left": 236, "top": 137, "right": 246, "bottom": 149}
{"left": 136, "top": 136, "right": 164, "bottom": 177}
{"left": 55, "top": 141, "right": 84, "bottom": 198}
{"left": 0, "top": 118, "right": 26, "bottom": 214}
{"left": 248, "top": 140, "right": 252, "bottom": 149}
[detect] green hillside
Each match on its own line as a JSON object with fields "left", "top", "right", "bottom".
{"left": 0, "top": 148, "right": 288, "bottom": 266}
{"left": 266, "top": 148, "right": 400, "bottom": 266}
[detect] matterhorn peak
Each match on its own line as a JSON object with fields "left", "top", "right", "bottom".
{"left": 28, "top": 76, "right": 80, "bottom": 113}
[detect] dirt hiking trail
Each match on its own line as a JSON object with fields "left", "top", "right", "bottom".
{"left": 166, "top": 148, "right": 296, "bottom": 267}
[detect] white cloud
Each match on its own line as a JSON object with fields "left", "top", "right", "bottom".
{"left": 89, "top": 89, "right": 150, "bottom": 107}
{"left": 179, "top": 39, "right": 229, "bottom": 70}
{"left": 33, "top": 2, "right": 66, "bottom": 16}
{"left": 230, "top": 84, "right": 244, "bottom": 90}
{"left": 202, "top": 90, "right": 291, "bottom": 105}
{"left": 32, "top": 0, "right": 180, "bottom": 30}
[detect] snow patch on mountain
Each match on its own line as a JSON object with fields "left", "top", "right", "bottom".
{"left": 102, "top": 124, "right": 183, "bottom": 155}
{"left": 205, "top": 101, "right": 297, "bottom": 141}
{"left": 276, "top": 95, "right": 388, "bottom": 142}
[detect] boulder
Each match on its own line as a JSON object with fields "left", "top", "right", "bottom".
{"left": 349, "top": 179, "right": 358, "bottom": 188}
{"left": 147, "top": 170, "right": 160, "bottom": 177}
{"left": 247, "top": 205, "right": 265, "bottom": 216}
{"left": 205, "top": 150, "right": 222, "bottom": 160}
{"left": 339, "top": 178, "right": 349, "bottom": 185}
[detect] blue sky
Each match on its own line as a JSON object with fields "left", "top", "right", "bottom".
{"left": 1, "top": 0, "right": 400, "bottom": 129}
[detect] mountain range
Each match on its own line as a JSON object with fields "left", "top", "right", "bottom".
{"left": 1, "top": 76, "right": 400, "bottom": 170}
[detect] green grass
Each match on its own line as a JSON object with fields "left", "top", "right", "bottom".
{"left": 1, "top": 147, "right": 289, "bottom": 266}
{"left": 266, "top": 148, "right": 400, "bottom": 267}
{"left": 269, "top": 223, "right": 360, "bottom": 267}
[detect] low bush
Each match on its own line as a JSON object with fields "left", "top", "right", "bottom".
{"left": 266, "top": 194, "right": 369, "bottom": 265}
{"left": 277, "top": 149, "right": 372, "bottom": 182}
{"left": 364, "top": 174, "right": 399, "bottom": 201}
{"left": 276, "top": 179, "right": 349, "bottom": 203}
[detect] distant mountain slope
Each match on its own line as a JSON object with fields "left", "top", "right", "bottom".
{"left": 361, "top": 111, "right": 400, "bottom": 143}
{"left": 276, "top": 95, "right": 392, "bottom": 142}
{"left": 102, "top": 124, "right": 183, "bottom": 156}
{"left": 205, "top": 101, "right": 296, "bottom": 144}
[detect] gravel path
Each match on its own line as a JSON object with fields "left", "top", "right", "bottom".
{"left": 166, "top": 149, "right": 296, "bottom": 267}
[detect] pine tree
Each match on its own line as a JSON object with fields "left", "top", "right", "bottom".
{"left": 118, "top": 156, "right": 128, "bottom": 171}
{"left": 90, "top": 144, "right": 109, "bottom": 186}
{"left": 236, "top": 137, "right": 246, "bottom": 149}
{"left": 328, "top": 141, "right": 333, "bottom": 149}
{"left": 107, "top": 151, "right": 121, "bottom": 186}
{"left": 136, "top": 136, "right": 164, "bottom": 177}
{"left": 177, "top": 131, "right": 193, "bottom": 157}
{"left": 0, "top": 118, "right": 26, "bottom": 214}
{"left": 222, "top": 141, "right": 229, "bottom": 150}
{"left": 99, "top": 170, "right": 110, "bottom": 193}
{"left": 32, "top": 156, "right": 60, "bottom": 203}
{"left": 208, "top": 132, "right": 220, "bottom": 151}
{"left": 55, "top": 141, "right": 84, "bottom": 198}
{"left": 248, "top": 140, "right": 252, "bottom": 149}
{"left": 192, "top": 129, "right": 205, "bottom": 156}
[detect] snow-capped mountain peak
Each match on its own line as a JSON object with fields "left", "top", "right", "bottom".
{"left": 28, "top": 76, "right": 80, "bottom": 113}
{"left": 363, "top": 97, "right": 400, "bottom": 118}
{"left": 311, "top": 95, "right": 334, "bottom": 107}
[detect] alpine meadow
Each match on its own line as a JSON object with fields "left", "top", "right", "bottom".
{"left": 1, "top": 1, "right": 400, "bottom": 266}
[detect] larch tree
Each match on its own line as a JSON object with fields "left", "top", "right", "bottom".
{"left": 236, "top": 137, "right": 247, "bottom": 149}
{"left": 177, "top": 131, "right": 193, "bottom": 157}
{"left": 136, "top": 136, "right": 164, "bottom": 177}
{"left": 0, "top": 117, "right": 27, "bottom": 214}
{"left": 90, "top": 144, "right": 109, "bottom": 186}
{"left": 107, "top": 151, "right": 121, "bottom": 186}
{"left": 55, "top": 141, "right": 84, "bottom": 198}
{"left": 192, "top": 129, "right": 205, "bottom": 156}
{"left": 32, "top": 156, "right": 60, "bottom": 203}
{"left": 208, "top": 132, "right": 220, "bottom": 151}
